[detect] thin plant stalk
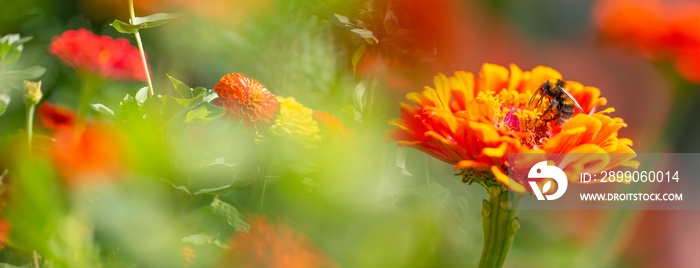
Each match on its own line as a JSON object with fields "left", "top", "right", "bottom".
{"left": 26, "top": 104, "right": 36, "bottom": 150}
{"left": 128, "top": 0, "right": 154, "bottom": 96}
{"left": 33, "top": 251, "right": 39, "bottom": 268}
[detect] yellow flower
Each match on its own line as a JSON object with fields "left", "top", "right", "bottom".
{"left": 267, "top": 97, "right": 321, "bottom": 147}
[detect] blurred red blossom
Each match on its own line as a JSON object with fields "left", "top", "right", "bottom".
{"left": 213, "top": 73, "right": 280, "bottom": 134}
{"left": 222, "top": 215, "right": 337, "bottom": 268}
{"left": 595, "top": 0, "right": 700, "bottom": 82}
{"left": 0, "top": 216, "right": 8, "bottom": 249}
{"left": 38, "top": 102, "right": 78, "bottom": 130}
{"left": 51, "top": 123, "right": 126, "bottom": 187}
{"left": 49, "top": 28, "right": 149, "bottom": 82}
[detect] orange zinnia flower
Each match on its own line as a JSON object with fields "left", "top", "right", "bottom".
{"left": 49, "top": 28, "right": 148, "bottom": 82}
{"left": 594, "top": 0, "right": 700, "bottom": 82}
{"left": 213, "top": 73, "right": 280, "bottom": 134}
{"left": 222, "top": 215, "right": 337, "bottom": 268}
{"left": 38, "top": 102, "right": 78, "bottom": 130}
{"left": 385, "top": 63, "right": 636, "bottom": 193}
{"left": 313, "top": 111, "right": 356, "bottom": 141}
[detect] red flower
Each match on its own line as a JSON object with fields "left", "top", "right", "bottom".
{"left": 49, "top": 28, "right": 148, "bottom": 82}
{"left": 595, "top": 0, "right": 700, "bottom": 82}
{"left": 213, "top": 73, "right": 279, "bottom": 134}
{"left": 222, "top": 215, "right": 337, "bottom": 268}
{"left": 0, "top": 217, "right": 8, "bottom": 249}
{"left": 51, "top": 123, "right": 125, "bottom": 186}
{"left": 38, "top": 102, "right": 78, "bottom": 130}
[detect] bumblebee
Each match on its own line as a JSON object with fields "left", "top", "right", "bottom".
{"left": 529, "top": 79, "right": 585, "bottom": 127}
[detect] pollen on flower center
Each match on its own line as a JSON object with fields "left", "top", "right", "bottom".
{"left": 489, "top": 89, "right": 552, "bottom": 149}
{"left": 501, "top": 108, "right": 520, "bottom": 131}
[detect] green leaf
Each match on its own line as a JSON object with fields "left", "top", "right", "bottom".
{"left": 165, "top": 159, "right": 251, "bottom": 195}
{"left": 395, "top": 147, "right": 413, "bottom": 176}
{"left": 110, "top": 20, "right": 142, "bottom": 34}
{"left": 0, "top": 44, "right": 21, "bottom": 66}
{"left": 166, "top": 74, "right": 194, "bottom": 99}
{"left": 352, "top": 43, "right": 367, "bottom": 77}
{"left": 0, "top": 66, "right": 46, "bottom": 89}
{"left": 352, "top": 80, "right": 367, "bottom": 113}
{"left": 383, "top": 10, "right": 400, "bottom": 34}
{"left": 0, "top": 34, "right": 32, "bottom": 66}
{"left": 185, "top": 102, "right": 225, "bottom": 125}
{"left": 316, "top": 9, "right": 378, "bottom": 44}
{"left": 210, "top": 197, "right": 249, "bottom": 231}
{"left": 0, "top": 93, "right": 10, "bottom": 117}
{"left": 132, "top": 13, "right": 182, "bottom": 28}
{"left": 119, "top": 94, "right": 143, "bottom": 120}
{"left": 89, "top": 103, "right": 116, "bottom": 119}
{"left": 13, "top": 66, "right": 45, "bottom": 79}
{"left": 198, "top": 87, "right": 219, "bottom": 103}
{"left": 135, "top": 86, "right": 149, "bottom": 105}
{"left": 181, "top": 233, "right": 226, "bottom": 248}
{"left": 288, "top": 161, "right": 317, "bottom": 175}
{"left": 188, "top": 162, "right": 240, "bottom": 195}
{"left": 0, "top": 33, "right": 33, "bottom": 46}
{"left": 162, "top": 180, "right": 191, "bottom": 195}
{"left": 5, "top": 157, "right": 67, "bottom": 255}
{"left": 342, "top": 105, "right": 363, "bottom": 123}
{"left": 301, "top": 177, "right": 320, "bottom": 191}
{"left": 110, "top": 13, "right": 181, "bottom": 34}
{"left": 350, "top": 28, "right": 377, "bottom": 43}
{"left": 143, "top": 95, "right": 199, "bottom": 125}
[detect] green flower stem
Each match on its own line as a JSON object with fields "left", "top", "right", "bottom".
{"left": 77, "top": 72, "right": 103, "bottom": 120}
{"left": 128, "top": 0, "right": 154, "bottom": 96}
{"left": 26, "top": 103, "right": 36, "bottom": 150}
{"left": 478, "top": 183, "right": 522, "bottom": 268}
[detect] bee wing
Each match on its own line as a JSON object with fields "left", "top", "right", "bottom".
{"left": 559, "top": 86, "right": 585, "bottom": 114}
{"left": 528, "top": 88, "right": 543, "bottom": 107}
{"left": 528, "top": 90, "right": 538, "bottom": 105}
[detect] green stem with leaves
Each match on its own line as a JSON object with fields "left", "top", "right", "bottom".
{"left": 128, "top": 0, "right": 154, "bottom": 96}
{"left": 477, "top": 182, "right": 522, "bottom": 268}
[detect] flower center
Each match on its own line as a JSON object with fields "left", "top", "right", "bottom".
{"left": 497, "top": 104, "right": 552, "bottom": 149}
{"left": 98, "top": 49, "right": 111, "bottom": 64}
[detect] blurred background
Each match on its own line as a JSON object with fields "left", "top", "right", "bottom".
{"left": 0, "top": 0, "right": 698, "bottom": 267}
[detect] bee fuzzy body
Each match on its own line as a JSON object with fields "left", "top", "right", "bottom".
{"left": 529, "top": 79, "right": 585, "bottom": 128}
